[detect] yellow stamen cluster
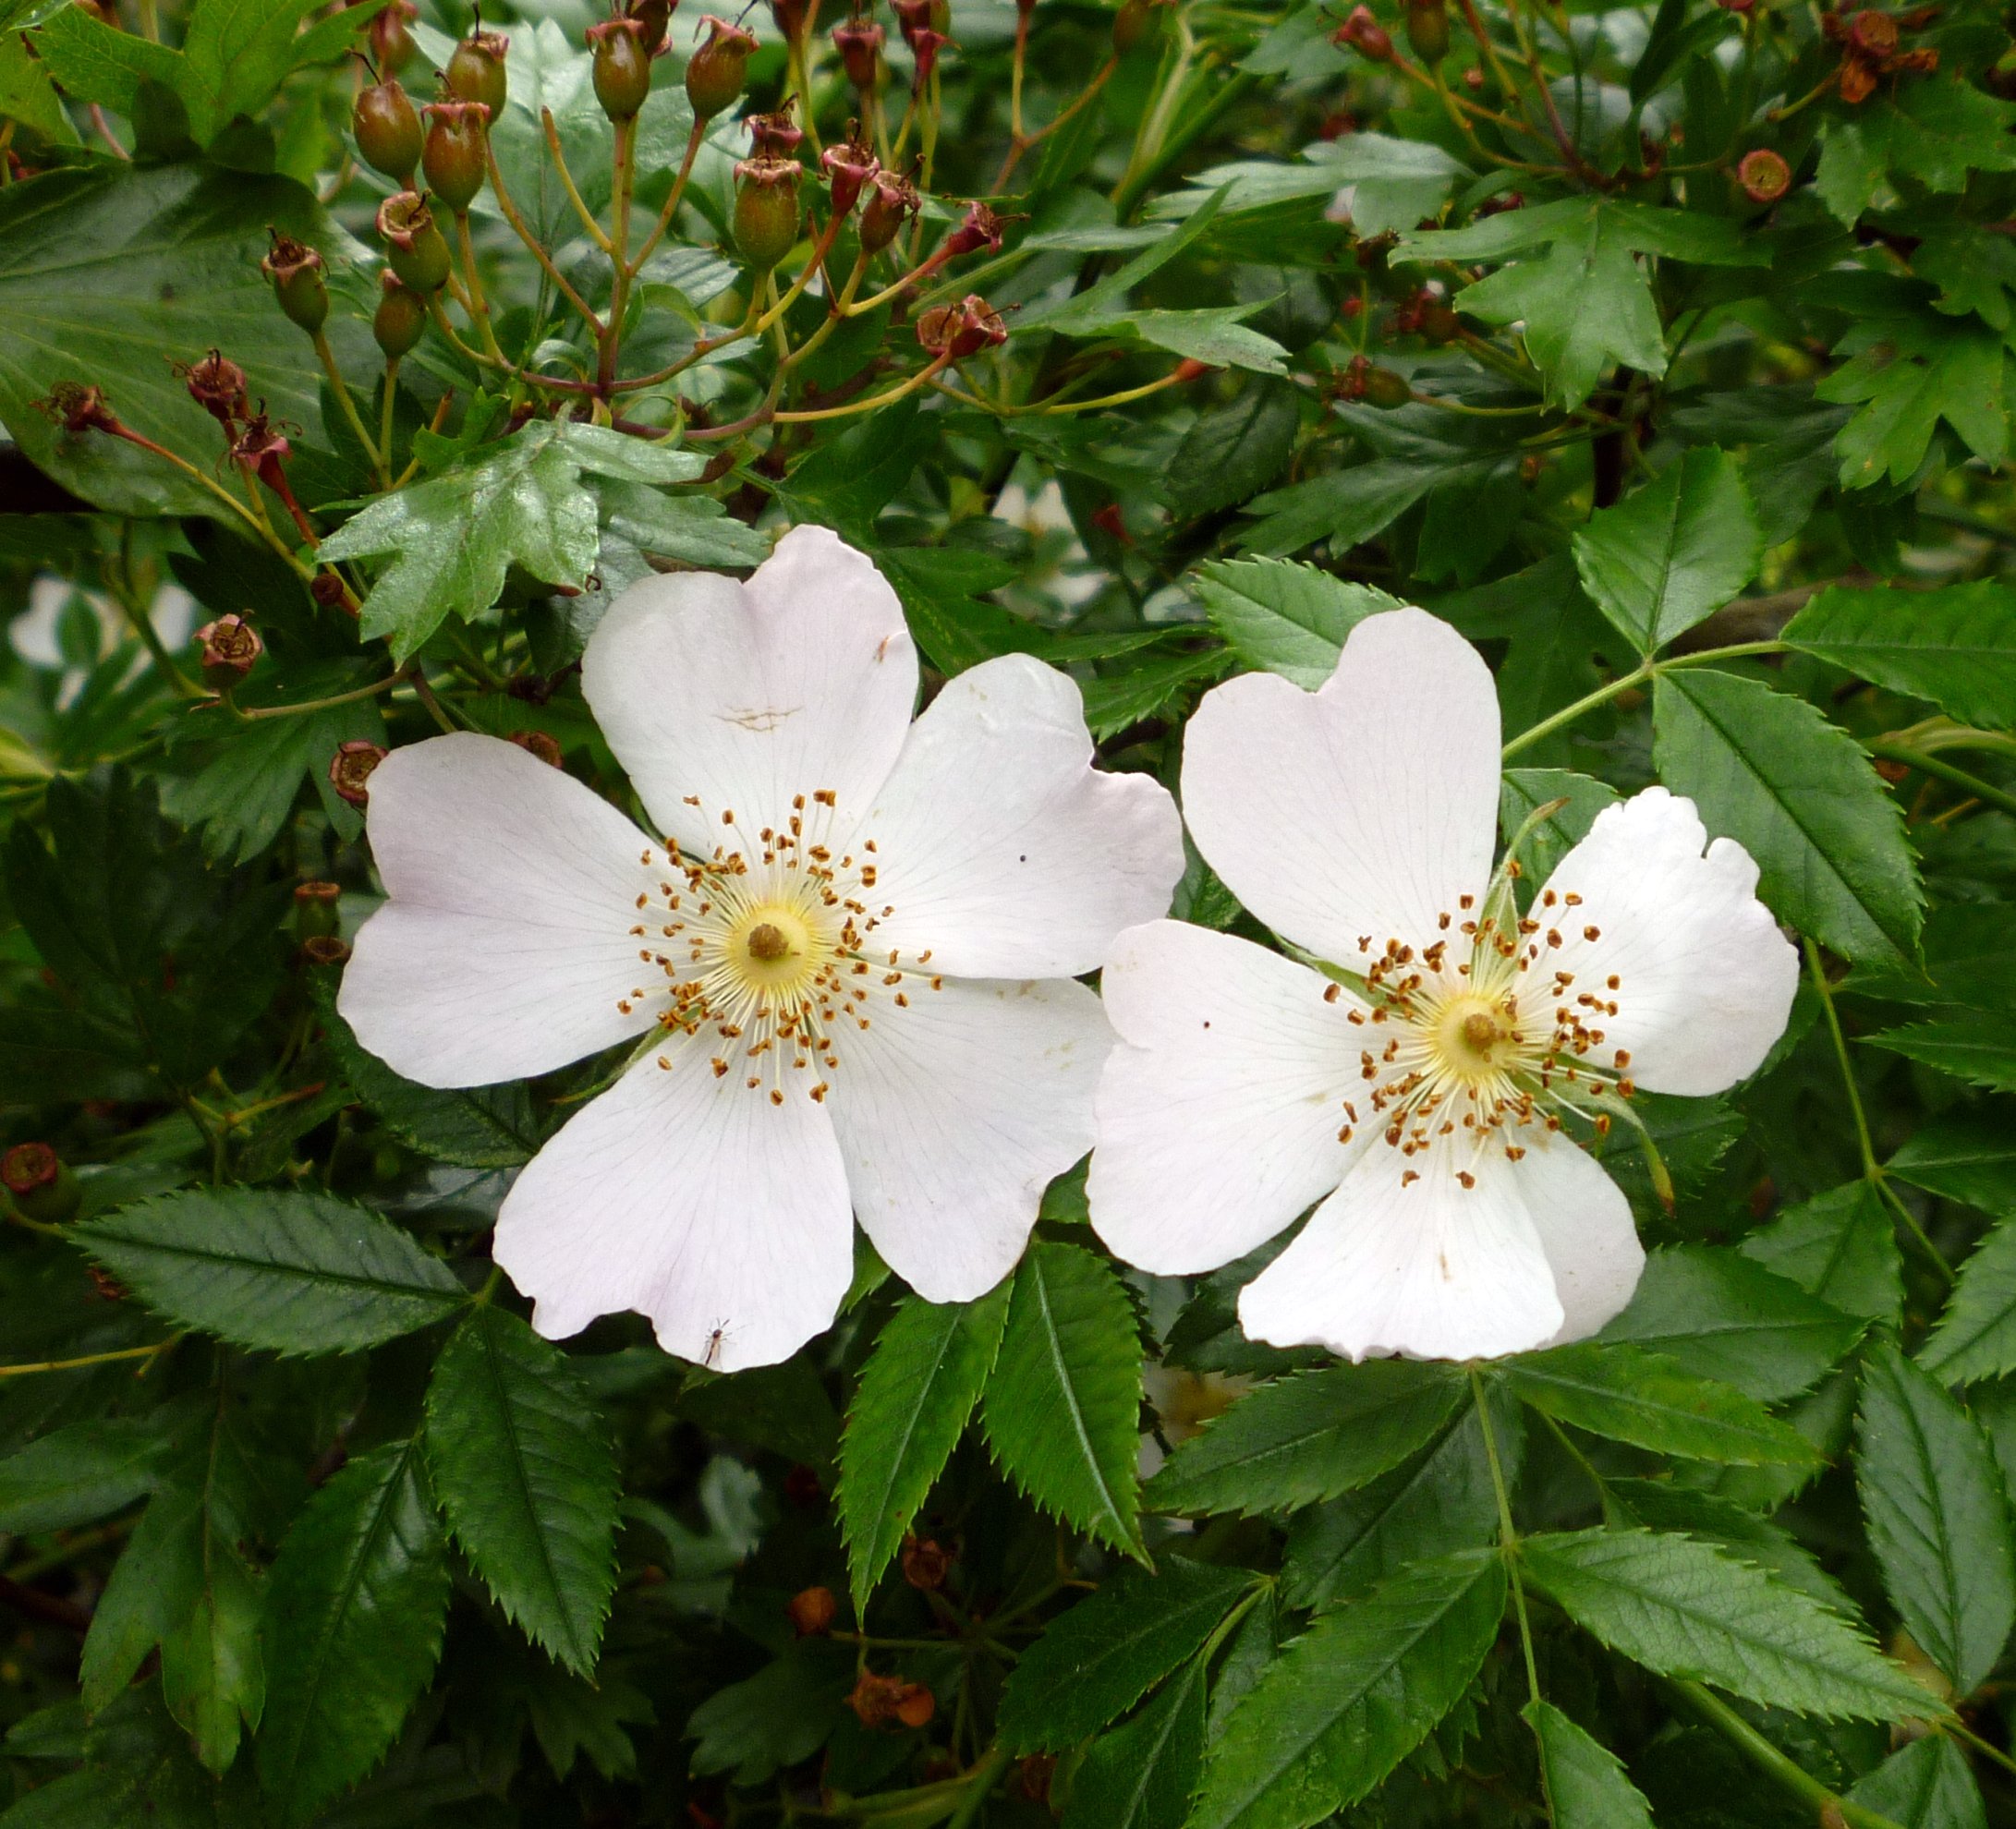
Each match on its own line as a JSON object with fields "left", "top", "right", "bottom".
{"left": 615, "top": 791, "right": 942, "bottom": 1104}
{"left": 1337, "top": 879, "right": 1634, "bottom": 1187}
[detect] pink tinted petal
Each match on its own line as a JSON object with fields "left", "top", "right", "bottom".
{"left": 1181, "top": 608, "right": 1500, "bottom": 964}
{"left": 862, "top": 655, "right": 1184, "bottom": 977}
{"left": 339, "top": 733, "right": 659, "bottom": 1087}
{"left": 493, "top": 1036, "right": 853, "bottom": 1372}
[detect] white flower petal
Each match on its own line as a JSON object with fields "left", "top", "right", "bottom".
{"left": 494, "top": 1038, "right": 854, "bottom": 1371}
{"left": 1535, "top": 786, "right": 1799, "bottom": 1096}
{"left": 1181, "top": 608, "right": 1500, "bottom": 965}
{"left": 829, "top": 975, "right": 1110, "bottom": 1301}
{"left": 1510, "top": 1136, "right": 1645, "bottom": 1345}
{"left": 861, "top": 655, "right": 1184, "bottom": 978}
{"left": 338, "top": 733, "right": 658, "bottom": 1088}
{"left": 1238, "top": 1143, "right": 1563, "bottom": 1362}
{"left": 581, "top": 525, "right": 917, "bottom": 853}
{"left": 1088, "top": 921, "right": 1366, "bottom": 1276}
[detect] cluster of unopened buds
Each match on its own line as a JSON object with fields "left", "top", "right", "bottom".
{"left": 1329, "top": 351, "right": 1413, "bottom": 408}
{"left": 847, "top": 1670, "right": 936, "bottom": 1730}
{"left": 1820, "top": 6, "right": 1937, "bottom": 100}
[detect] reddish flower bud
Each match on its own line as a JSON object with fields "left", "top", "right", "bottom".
{"left": 908, "top": 26, "right": 952, "bottom": 82}
{"left": 311, "top": 570, "right": 352, "bottom": 609}
{"left": 832, "top": 16, "right": 885, "bottom": 91}
{"left": 858, "top": 166, "right": 919, "bottom": 253}
{"left": 1737, "top": 146, "right": 1792, "bottom": 203}
{"left": 421, "top": 100, "right": 491, "bottom": 211}
{"left": 37, "top": 382, "right": 123, "bottom": 437}
{"left": 1332, "top": 5, "right": 1394, "bottom": 59}
{"left": 2, "top": 1143, "right": 79, "bottom": 1225}
{"left": 301, "top": 934, "right": 353, "bottom": 967}
{"left": 195, "top": 614, "right": 262, "bottom": 690}
{"left": 1405, "top": 0, "right": 1450, "bottom": 61}
{"left": 329, "top": 740, "right": 388, "bottom": 806}
{"left": 746, "top": 108, "right": 805, "bottom": 158}
{"left": 177, "top": 349, "right": 249, "bottom": 430}
{"left": 771, "top": 0, "right": 812, "bottom": 41}
{"left": 232, "top": 413, "right": 295, "bottom": 494}
{"left": 294, "top": 879, "right": 343, "bottom": 940}
{"left": 892, "top": 0, "right": 948, "bottom": 45}
{"left": 373, "top": 271, "right": 428, "bottom": 358}
{"left": 1173, "top": 357, "right": 1215, "bottom": 382}
{"left": 369, "top": 0, "right": 419, "bottom": 72}
{"left": 821, "top": 135, "right": 879, "bottom": 216}
{"left": 917, "top": 293, "right": 1007, "bottom": 358}
{"left": 506, "top": 729, "right": 563, "bottom": 767}
{"left": 354, "top": 77, "right": 423, "bottom": 183}
{"left": 848, "top": 1672, "right": 935, "bottom": 1729}
{"left": 733, "top": 156, "right": 802, "bottom": 270}
{"left": 377, "top": 191, "right": 452, "bottom": 293}
{"left": 444, "top": 30, "right": 510, "bottom": 115}
{"left": 626, "top": 0, "right": 676, "bottom": 55}
{"left": 261, "top": 231, "right": 329, "bottom": 334}
{"left": 1846, "top": 9, "right": 1899, "bottom": 55}
{"left": 943, "top": 200, "right": 1003, "bottom": 258}
{"left": 786, "top": 1585, "right": 838, "bottom": 1635}
{"left": 589, "top": 18, "right": 655, "bottom": 120}
{"left": 686, "top": 16, "right": 758, "bottom": 119}
{"left": 900, "top": 1535, "right": 951, "bottom": 1590}
{"left": 1111, "top": 0, "right": 1161, "bottom": 53}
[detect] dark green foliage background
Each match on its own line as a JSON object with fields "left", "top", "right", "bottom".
{"left": 4, "top": 0, "right": 2016, "bottom": 1823}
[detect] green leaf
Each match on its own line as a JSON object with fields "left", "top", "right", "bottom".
{"left": 1572, "top": 448, "right": 1762, "bottom": 654}
{"left": 981, "top": 1242, "right": 1146, "bottom": 1556}
{"left": 1060, "top": 1657, "right": 1206, "bottom": 1829}
{"left": 1602, "top": 1478, "right": 1853, "bottom": 1616}
{"left": 1146, "top": 1361, "right": 1466, "bottom": 1517}
{"left": 1888, "top": 1118, "right": 2016, "bottom": 1210}
{"left": 677, "top": 1355, "right": 841, "bottom": 1473}
{"left": 1193, "top": 557, "right": 1403, "bottom": 686}
{"left": 1281, "top": 1394, "right": 1513, "bottom": 1611}
{"left": 1165, "top": 379, "right": 1301, "bottom": 517}
{"left": 838, "top": 1285, "right": 1011, "bottom": 1617}
{"left": 0, "top": 29, "right": 78, "bottom": 144}
{"left": 4, "top": 770, "right": 285, "bottom": 1096}
{"left": 423, "top": 1305, "right": 620, "bottom": 1676}
{"left": 1868, "top": 1017, "right": 2016, "bottom": 1093}
{"left": 1922, "top": 1216, "right": 2016, "bottom": 1385}
{"left": 1818, "top": 314, "right": 2009, "bottom": 489}
{"left": 1452, "top": 216, "right": 1665, "bottom": 411}
{"left": 1855, "top": 1344, "right": 2015, "bottom": 1697}
{"left": 999, "top": 1557, "right": 1257, "bottom": 1752}
{"left": 1784, "top": 583, "right": 2016, "bottom": 730}
{"left": 1079, "top": 645, "right": 1230, "bottom": 742}
{"left": 1020, "top": 189, "right": 1230, "bottom": 336}
{"left": 1847, "top": 1735, "right": 1987, "bottom": 1829}
{"left": 256, "top": 1441, "right": 450, "bottom": 1825}
{"left": 175, "top": 0, "right": 320, "bottom": 142}
{"left": 879, "top": 544, "right": 1050, "bottom": 675}
{"left": 1238, "top": 462, "right": 1436, "bottom": 559}
{"left": 1500, "top": 1341, "right": 1820, "bottom": 1467}
{"left": 1652, "top": 667, "right": 1924, "bottom": 963}
{"left": 317, "top": 423, "right": 604, "bottom": 662}
{"left": 685, "top": 1638, "right": 852, "bottom": 1786}
{"left": 27, "top": 6, "right": 182, "bottom": 115}
{"left": 1740, "top": 1182, "right": 1903, "bottom": 1325}
{"left": 1525, "top": 1700, "right": 1655, "bottom": 1829}
{"left": 1189, "top": 1549, "right": 1506, "bottom": 1829}
{"left": 0, "top": 164, "right": 346, "bottom": 518}
{"left": 1598, "top": 1246, "right": 1865, "bottom": 1402}
{"left": 1500, "top": 769, "right": 1621, "bottom": 886}
{"left": 74, "top": 1189, "right": 466, "bottom": 1355}
{"left": 1522, "top": 1529, "right": 1934, "bottom": 1720}
{"left": 0, "top": 1414, "right": 170, "bottom": 1534}
{"left": 159, "top": 1544, "right": 263, "bottom": 1775}
{"left": 310, "top": 971, "right": 542, "bottom": 1169}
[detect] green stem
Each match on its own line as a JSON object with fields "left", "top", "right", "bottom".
{"left": 942, "top": 1746, "right": 1011, "bottom": 1829}
{"left": 485, "top": 140, "right": 606, "bottom": 333}
{"left": 1471, "top": 1368, "right": 1540, "bottom": 1707}
{"left": 1500, "top": 640, "right": 1788, "bottom": 759}
{"left": 231, "top": 673, "right": 401, "bottom": 721}
{"left": 1803, "top": 936, "right": 1953, "bottom": 1286}
{"left": 600, "top": 115, "right": 638, "bottom": 391}
{"left": 1866, "top": 739, "right": 2016, "bottom": 823}
{"left": 312, "top": 329, "right": 391, "bottom": 487}
{"left": 1670, "top": 1681, "right": 1907, "bottom": 1829}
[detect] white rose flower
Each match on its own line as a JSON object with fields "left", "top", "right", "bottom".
{"left": 1087, "top": 607, "right": 1799, "bottom": 1363}
{"left": 338, "top": 527, "right": 1184, "bottom": 1370}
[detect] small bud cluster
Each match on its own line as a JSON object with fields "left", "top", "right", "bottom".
{"left": 1820, "top": 6, "right": 1937, "bottom": 101}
